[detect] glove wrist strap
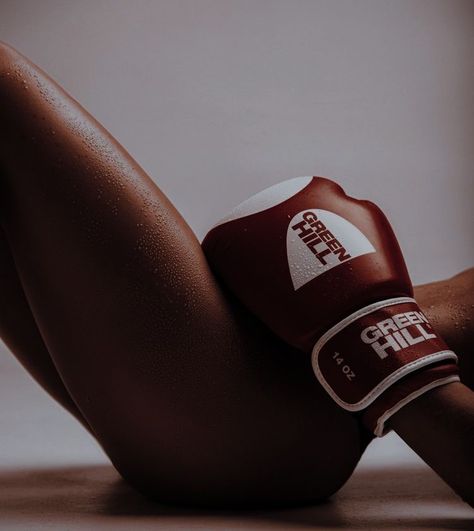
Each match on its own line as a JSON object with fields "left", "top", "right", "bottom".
{"left": 311, "top": 297, "right": 458, "bottom": 415}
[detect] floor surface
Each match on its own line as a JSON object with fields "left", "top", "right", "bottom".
{"left": 1, "top": 346, "right": 472, "bottom": 530}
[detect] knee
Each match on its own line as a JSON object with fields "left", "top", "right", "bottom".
{"left": 0, "top": 41, "right": 28, "bottom": 115}
{"left": 0, "top": 41, "right": 19, "bottom": 76}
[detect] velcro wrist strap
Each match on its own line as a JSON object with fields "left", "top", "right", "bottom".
{"left": 362, "top": 362, "right": 460, "bottom": 437}
{"left": 311, "top": 297, "right": 458, "bottom": 411}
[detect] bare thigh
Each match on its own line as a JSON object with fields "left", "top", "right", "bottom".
{"left": 0, "top": 42, "right": 363, "bottom": 507}
{"left": 0, "top": 225, "right": 93, "bottom": 432}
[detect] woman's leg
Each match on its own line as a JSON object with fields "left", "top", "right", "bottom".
{"left": 0, "top": 226, "right": 93, "bottom": 434}
{"left": 0, "top": 42, "right": 362, "bottom": 507}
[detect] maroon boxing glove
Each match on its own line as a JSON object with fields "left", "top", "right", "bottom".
{"left": 202, "top": 176, "right": 459, "bottom": 436}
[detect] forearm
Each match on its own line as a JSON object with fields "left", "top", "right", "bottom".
{"left": 389, "top": 381, "right": 474, "bottom": 507}
{"left": 415, "top": 268, "right": 474, "bottom": 389}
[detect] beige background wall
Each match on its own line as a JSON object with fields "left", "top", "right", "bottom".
{"left": 1, "top": 0, "right": 472, "bottom": 284}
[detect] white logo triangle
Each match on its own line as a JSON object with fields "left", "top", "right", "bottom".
{"left": 287, "top": 209, "right": 375, "bottom": 290}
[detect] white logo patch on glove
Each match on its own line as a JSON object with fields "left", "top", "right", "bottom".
{"left": 287, "top": 209, "right": 375, "bottom": 290}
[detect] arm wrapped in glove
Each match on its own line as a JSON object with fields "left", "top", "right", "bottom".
{"left": 203, "top": 176, "right": 459, "bottom": 437}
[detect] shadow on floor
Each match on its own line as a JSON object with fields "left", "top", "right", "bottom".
{"left": 0, "top": 464, "right": 472, "bottom": 529}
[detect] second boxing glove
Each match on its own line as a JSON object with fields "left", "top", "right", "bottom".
{"left": 202, "top": 176, "right": 459, "bottom": 436}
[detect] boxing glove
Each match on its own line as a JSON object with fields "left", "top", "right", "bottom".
{"left": 202, "top": 176, "right": 460, "bottom": 436}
